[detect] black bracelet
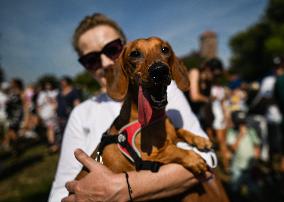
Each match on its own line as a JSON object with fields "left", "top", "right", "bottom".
{"left": 123, "top": 171, "right": 133, "bottom": 202}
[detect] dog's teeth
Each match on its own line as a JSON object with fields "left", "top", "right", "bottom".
{"left": 150, "top": 95, "right": 159, "bottom": 103}
{"left": 150, "top": 95, "right": 166, "bottom": 104}
{"left": 160, "top": 97, "right": 166, "bottom": 103}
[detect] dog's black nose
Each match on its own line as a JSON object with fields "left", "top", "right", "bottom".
{"left": 148, "top": 62, "right": 171, "bottom": 86}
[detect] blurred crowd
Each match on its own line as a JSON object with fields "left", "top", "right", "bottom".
{"left": 184, "top": 56, "right": 284, "bottom": 201}
{"left": 0, "top": 56, "right": 284, "bottom": 201}
{"left": 0, "top": 76, "right": 82, "bottom": 154}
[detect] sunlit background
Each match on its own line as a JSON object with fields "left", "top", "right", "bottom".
{"left": 1, "top": 0, "right": 267, "bottom": 83}
{"left": 1, "top": 0, "right": 284, "bottom": 202}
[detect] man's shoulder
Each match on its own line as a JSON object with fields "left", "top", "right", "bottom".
{"left": 168, "top": 81, "right": 179, "bottom": 93}
{"left": 73, "top": 97, "right": 97, "bottom": 110}
{"left": 72, "top": 94, "right": 114, "bottom": 112}
{"left": 68, "top": 98, "right": 97, "bottom": 121}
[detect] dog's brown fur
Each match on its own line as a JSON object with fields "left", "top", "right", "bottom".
{"left": 76, "top": 37, "right": 229, "bottom": 202}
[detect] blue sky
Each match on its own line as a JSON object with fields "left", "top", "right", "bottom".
{"left": 0, "top": 0, "right": 267, "bottom": 84}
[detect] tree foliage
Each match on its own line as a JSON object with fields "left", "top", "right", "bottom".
{"left": 35, "top": 71, "right": 100, "bottom": 97}
{"left": 0, "top": 66, "right": 5, "bottom": 84}
{"left": 229, "top": 0, "right": 284, "bottom": 80}
{"left": 73, "top": 71, "right": 100, "bottom": 96}
{"left": 181, "top": 51, "right": 206, "bottom": 70}
{"left": 36, "top": 74, "right": 59, "bottom": 89}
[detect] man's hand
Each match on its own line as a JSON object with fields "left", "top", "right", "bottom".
{"left": 62, "top": 149, "right": 213, "bottom": 202}
{"left": 62, "top": 149, "right": 127, "bottom": 202}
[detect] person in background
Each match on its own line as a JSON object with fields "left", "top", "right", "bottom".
{"left": 56, "top": 76, "right": 81, "bottom": 149}
{"left": 226, "top": 111, "right": 261, "bottom": 194}
{"left": 209, "top": 58, "right": 231, "bottom": 172}
{"left": 249, "top": 58, "right": 283, "bottom": 164}
{"left": 1, "top": 78, "right": 24, "bottom": 151}
{"left": 19, "top": 84, "right": 39, "bottom": 139}
{"left": 187, "top": 60, "right": 214, "bottom": 138}
{"left": 49, "top": 13, "right": 228, "bottom": 202}
{"left": 273, "top": 55, "right": 284, "bottom": 172}
{"left": 22, "top": 84, "right": 35, "bottom": 118}
{"left": 0, "top": 82, "right": 9, "bottom": 140}
{"left": 37, "top": 81, "right": 59, "bottom": 152}
{"left": 228, "top": 83, "right": 248, "bottom": 113}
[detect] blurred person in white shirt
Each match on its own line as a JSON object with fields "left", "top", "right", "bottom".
{"left": 37, "top": 81, "right": 58, "bottom": 152}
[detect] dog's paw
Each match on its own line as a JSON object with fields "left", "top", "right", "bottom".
{"left": 185, "top": 151, "right": 208, "bottom": 175}
{"left": 192, "top": 136, "right": 212, "bottom": 150}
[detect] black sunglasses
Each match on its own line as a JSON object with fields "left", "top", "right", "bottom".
{"left": 78, "top": 38, "right": 123, "bottom": 71}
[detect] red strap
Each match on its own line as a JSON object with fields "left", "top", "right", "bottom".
{"left": 117, "top": 120, "right": 141, "bottom": 162}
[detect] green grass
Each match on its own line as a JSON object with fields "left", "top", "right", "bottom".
{"left": 0, "top": 144, "right": 59, "bottom": 202}
{"left": 1, "top": 139, "right": 283, "bottom": 202}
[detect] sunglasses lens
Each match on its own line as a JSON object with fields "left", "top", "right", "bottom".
{"left": 103, "top": 39, "right": 123, "bottom": 60}
{"left": 79, "top": 53, "right": 100, "bottom": 70}
{"left": 78, "top": 39, "right": 123, "bottom": 70}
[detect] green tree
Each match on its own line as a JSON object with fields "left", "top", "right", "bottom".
{"left": 229, "top": 0, "right": 284, "bottom": 80}
{"left": 36, "top": 74, "right": 59, "bottom": 89}
{"left": 74, "top": 71, "right": 100, "bottom": 96}
{"left": 0, "top": 66, "right": 5, "bottom": 83}
{"left": 181, "top": 51, "right": 206, "bottom": 70}
{"left": 0, "top": 33, "right": 4, "bottom": 83}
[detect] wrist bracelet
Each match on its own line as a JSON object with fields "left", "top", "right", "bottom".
{"left": 123, "top": 171, "right": 133, "bottom": 202}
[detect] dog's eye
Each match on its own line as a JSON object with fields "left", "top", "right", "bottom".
{"left": 161, "top": 47, "right": 169, "bottom": 54}
{"left": 130, "top": 50, "right": 141, "bottom": 58}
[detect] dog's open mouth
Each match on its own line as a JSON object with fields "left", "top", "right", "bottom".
{"left": 148, "top": 85, "right": 168, "bottom": 109}
{"left": 138, "top": 80, "right": 169, "bottom": 110}
{"left": 150, "top": 94, "right": 167, "bottom": 107}
{"left": 142, "top": 62, "right": 171, "bottom": 109}
{"left": 138, "top": 83, "right": 168, "bottom": 127}
{"left": 137, "top": 62, "right": 171, "bottom": 126}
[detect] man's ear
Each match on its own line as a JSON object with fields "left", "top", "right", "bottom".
{"left": 105, "top": 49, "right": 128, "bottom": 101}
{"left": 169, "top": 48, "right": 190, "bottom": 91}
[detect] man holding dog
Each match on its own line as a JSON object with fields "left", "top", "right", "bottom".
{"left": 49, "top": 13, "right": 228, "bottom": 202}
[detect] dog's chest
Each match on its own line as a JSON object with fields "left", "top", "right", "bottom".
{"left": 134, "top": 124, "right": 175, "bottom": 158}
{"left": 135, "top": 137, "right": 161, "bottom": 159}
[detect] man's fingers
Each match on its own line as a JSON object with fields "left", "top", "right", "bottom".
{"left": 65, "top": 180, "right": 78, "bottom": 194}
{"left": 197, "top": 171, "right": 213, "bottom": 183}
{"left": 61, "top": 194, "right": 76, "bottom": 202}
{"left": 74, "top": 148, "right": 98, "bottom": 171}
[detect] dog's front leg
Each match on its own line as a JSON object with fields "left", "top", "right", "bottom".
{"left": 176, "top": 129, "right": 212, "bottom": 151}
{"left": 155, "top": 144, "right": 207, "bottom": 175}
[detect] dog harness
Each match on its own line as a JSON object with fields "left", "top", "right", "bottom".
{"left": 117, "top": 120, "right": 141, "bottom": 162}
{"left": 97, "top": 120, "right": 162, "bottom": 172}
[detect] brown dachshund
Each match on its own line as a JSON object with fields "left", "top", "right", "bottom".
{"left": 76, "top": 37, "right": 229, "bottom": 202}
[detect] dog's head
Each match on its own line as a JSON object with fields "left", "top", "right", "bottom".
{"left": 105, "top": 37, "right": 189, "bottom": 108}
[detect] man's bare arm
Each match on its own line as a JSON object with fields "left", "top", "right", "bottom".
{"left": 62, "top": 149, "right": 212, "bottom": 202}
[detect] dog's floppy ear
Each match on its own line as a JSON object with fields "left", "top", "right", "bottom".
{"left": 169, "top": 47, "right": 190, "bottom": 91}
{"left": 105, "top": 48, "right": 128, "bottom": 101}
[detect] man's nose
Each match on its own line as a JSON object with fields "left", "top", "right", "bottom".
{"left": 101, "top": 54, "right": 115, "bottom": 69}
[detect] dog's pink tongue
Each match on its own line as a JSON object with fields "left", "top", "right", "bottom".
{"left": 138, "top": 84, "right": 152, "bottom": 127}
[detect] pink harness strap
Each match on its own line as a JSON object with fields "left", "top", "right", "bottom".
{"left": 117, "top": 120, "right": 141, "bottom": 162}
